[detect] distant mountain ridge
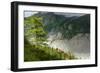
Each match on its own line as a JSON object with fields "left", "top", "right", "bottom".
{"left": 25, "top": 12, "right": 90, "bottom": 40}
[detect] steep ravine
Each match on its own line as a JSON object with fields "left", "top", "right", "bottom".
{"left": 25, "top": 12, "right": 90, "bottom": 59}
{"left": 47, "top": 33, "right": 90, "bottom": 59}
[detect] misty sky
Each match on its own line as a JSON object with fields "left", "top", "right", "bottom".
{"left": 24, "top": 11, "right": 86, "bottom": 17}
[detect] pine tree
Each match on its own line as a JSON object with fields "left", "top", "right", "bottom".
{"left": 24, "top": 16, "right": 47, "bottom": 45}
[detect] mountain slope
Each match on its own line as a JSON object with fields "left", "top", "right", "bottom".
{"left": 24, "top": 37, "right": 77, "bottom": 61}
{"left": 24, "top": 12, "right": 90, "bottom": 59}
{"left": 25, "top": 12, "right": 90, "bottom": 40}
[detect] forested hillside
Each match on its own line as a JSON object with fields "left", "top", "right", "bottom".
{"left": 24, "top": 12, "right": 90, "bottom": 61}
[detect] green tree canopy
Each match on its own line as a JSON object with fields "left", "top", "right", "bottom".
{"left": 24, "top": 16, "right": 47, "bottom": 45}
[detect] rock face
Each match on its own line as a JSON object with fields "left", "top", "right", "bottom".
{"left": 47, "top": 33, "right": 90, "bottom": 59}
{"left": 25, "top": 12, "right": 90, "bottom": 59}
